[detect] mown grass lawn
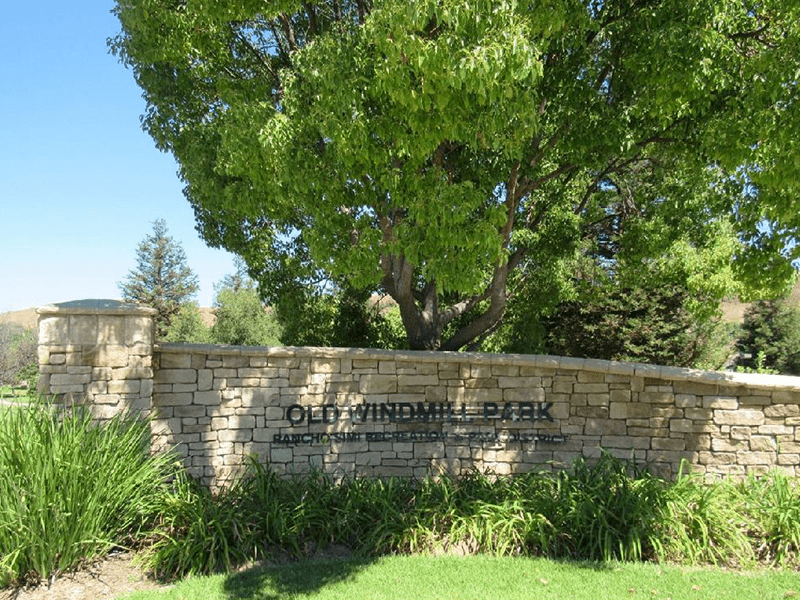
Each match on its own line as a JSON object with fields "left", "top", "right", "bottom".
{"left": 121, "top": 555, "right": 800, "bottom": 600}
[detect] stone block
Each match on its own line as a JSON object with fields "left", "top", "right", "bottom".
{"left": 713, "top": 409, "right": 764, "bottom": 426}
{"left": 685, "top": 408, "right": 713, "bottom": 421}
{"left": 573, "top": 383, "right": 609, "bottom": 394}
{"left": 112, "top": 366, "right": 152, "bottom": 380}
{"left": 651, "top": 437, "right": 685, "bottom": 451}
{"left": 703, "top": 396, "right": 739, "bottom": 410}
{"left": 160, "top": 353, "right": 191, "bottom": 369}
{"left": 124, "top": 316, "right": 154, "bottom": 345}
{"left": 639, "top": 391, "right": 674, "bottom": 404}
{"left": 772, "top": 390, "right": 800, "bottom": 405}
{"left": 736, "top": 451, "right": 775, "bottom": 465}
{"left": 711, "top": 438, "right": 745, "bottom": 452}
{"left": 552, "top": 381, "right": 573, "bottom": 394}
{"left": 175, "top": 405, "right": 207, "bottom": 418}
{"left": 750, "top": 436, "right": 777, "bottom": 452}
{"left": 38, "top": 316, "right": 69, "bottom": 345}
{"left": 218, "top": 429, "right": 252, "bottom": 442}
{"left": 399, "top": 375, "right": 439, "bottom": 387}
{"left": 197, "top": 369, "right": 213, "bottom": 391}
{"left": 600, "top": 436, "right": 650, "bottom": 449}
{"left": 68, "top": 315, "right": 97, "bottom": 345}
{"left": 503, "top": 388, "right": 545, "bottom": 403}
{"left": 155, "top": 369, "right": 197, "bottom": 384}
{"left": 311, "top": 358, "right": 341, "bottom": 374}
{"left": 587, "top": 393, "right": 610, "bottom": 406}
{"left": 610, "top": 389, "right": 631, "bottom": 402}
{"left": 584, "top": 418, "right": 626, "bottom": 436}
{"left": 492, "top": 365, "right": 520, "bottom": 377}
{"left": 497, "top": 376, "right": 542, "bottom": 389}
{"left": 195, "top": 390, "right": 223, "bottom": 405}
{"left": 758, "top": 424, "right": 793, "bottom": 436}
{"left": 97, "top": 316, "right": 125, "bottom": 344}
{"left": 50, "top": 373, "right": 91, "bottom": 386}
{"left": 108, "top": 380, "right": 141, "bottom": 394}
{"left": 765, "top": 404, "right": 800, "bottom": 418}
{"left": 229, "top": 415, "right": 256, "bottom": 429}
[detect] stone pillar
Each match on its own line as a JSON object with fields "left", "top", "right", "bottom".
{"left": 37, "top": 300, "right": 157, "bottom": 420}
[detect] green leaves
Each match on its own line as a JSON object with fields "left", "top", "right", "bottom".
{"left": 112, "top": 0, "right": 800, "bottom": 350}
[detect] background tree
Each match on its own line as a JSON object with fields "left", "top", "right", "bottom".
{"left": 118, "top": 219, "right": 200, "bottom": 338}
{"left": 210, "top": 258, "right": 282, "bottom": 346}
{"left": 0, "top": 324, "right": 37, "bottom": 389}
{"left": 111, "top": 0, "right": 800, "bottom": 351}
{"left": 735, "top": 298, "right": 800, "bottom": 375}
{"left": 164, "top": 302, "right": 210, "bottom": 344}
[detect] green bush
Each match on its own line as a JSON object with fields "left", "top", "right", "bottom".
{"left": 736, "top": 299, "right": 800, "bottom": 375}
{"left": 0, "top": 399, "right": 177, "bottom": 586}
{"left": 141, "top": 454, "right": 800, "bottom": 580}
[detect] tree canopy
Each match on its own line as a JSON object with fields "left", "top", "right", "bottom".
{"left": 111, "top": 0, "right": 800, "bottom": 350}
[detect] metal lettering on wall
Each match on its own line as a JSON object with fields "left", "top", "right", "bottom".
{"left": 273, "top": 401, "right": 569, "bottom": 446}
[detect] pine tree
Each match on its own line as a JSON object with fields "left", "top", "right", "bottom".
{"left": 118, "top": 219, "right": 200, "bottom": 338}
{"left": 736, "top": 300, "right": 800, "bottom": 375}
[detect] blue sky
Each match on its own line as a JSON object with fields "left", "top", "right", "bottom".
{"left": 0, "top": 2, "right": 237, "bottom": 312}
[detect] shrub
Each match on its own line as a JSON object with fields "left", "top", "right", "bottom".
{"left": 0, "top": 399, "right": 177, "bottom": 586}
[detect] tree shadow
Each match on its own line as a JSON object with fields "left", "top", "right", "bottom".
{"left": 222, "top": 555, "right": 376, "bottom": 600}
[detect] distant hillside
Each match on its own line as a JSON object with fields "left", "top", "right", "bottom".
{"left": 0, "top": 308, "right": 38, "bottom": 331}
{"left": 720, "top": 278, "right": 800, "bottom": 324}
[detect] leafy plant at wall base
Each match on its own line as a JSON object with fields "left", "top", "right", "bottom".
{"left": 144, "top": 471, "right": 262, "bottom": 581}
{"left": 650, "top": 467, "right": 752, "bottom": 567}
{"left": 0, "top": 398, "right": 177, "bottom": 586}
{"left": 740, "top": 471, "right": 800, "bottom": 566}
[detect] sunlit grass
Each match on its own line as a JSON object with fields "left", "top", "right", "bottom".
{"left": 120, "top": 555, "right": 800, "bottom": 600}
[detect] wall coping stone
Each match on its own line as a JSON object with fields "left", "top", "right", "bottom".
{"left": 156, "top": 342, "right": 800, "bottom": 392}
{"left": 38, "top": 300, "right": 158, "bottom": 317}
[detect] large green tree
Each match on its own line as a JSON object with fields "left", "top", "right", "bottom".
{"left": 118, "top": 219, "right": 200, "bottom": 338}
{"left": 111, "top": 0, "right": 800, "bottom": 350}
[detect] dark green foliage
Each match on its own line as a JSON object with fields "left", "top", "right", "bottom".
{"left": 0, "top": 399, "right": 177, "bottom": 586}
{"left": 735, "top": 299, "right": 800, "bottom": 375}
{"left": 272, "top": 285, "right": 404, "bottom": 349}
{"left": 542, "top": 285, "right": 728, "bottom": 368}
{"left": 118, "top": 219, "right": 200, "bottom": 339}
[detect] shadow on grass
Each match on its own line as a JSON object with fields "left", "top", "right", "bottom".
{"left": 222, "top": 556, "right": 376, "bottom": 600}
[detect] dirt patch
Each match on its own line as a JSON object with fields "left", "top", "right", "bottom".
{"left": 1, "top": 552, "right": 170, "bottom": 600}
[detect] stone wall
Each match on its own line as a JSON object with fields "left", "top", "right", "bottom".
{"left": 37, "top": 301, "right": 156, "bottom": 418}
{"left": 38, "top": 301, "right": 800, "bottom": 487}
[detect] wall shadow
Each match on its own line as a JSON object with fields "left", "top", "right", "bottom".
{"left": 222, "top": 556, "right": 376, "bottom": 600}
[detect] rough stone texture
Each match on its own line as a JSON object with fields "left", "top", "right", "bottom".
{"left": 37, "top": 303, "right": 800, "bottom": 488}
{"left": 36, "top": 303, "right": 157, "bottom": 418}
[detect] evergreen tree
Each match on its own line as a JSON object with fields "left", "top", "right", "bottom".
{"left": 118, "top": 219, "right": 200, "bottom": 338}
{"left": 736, "top": 299, "right": 800, "bottom": 375}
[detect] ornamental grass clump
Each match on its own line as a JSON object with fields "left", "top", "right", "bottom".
{"left": 650, "top": 468, "right": 752, "bottom": 567}
{"left": 740, "top": 470, "right": 800, "bottom": 566}
{"left": 0, "top": 399, "right": 177, "bottom": 586}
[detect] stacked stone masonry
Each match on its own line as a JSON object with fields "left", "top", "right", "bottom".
{"left": 38, "top": 302, "right": 800, "bottom": 488}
